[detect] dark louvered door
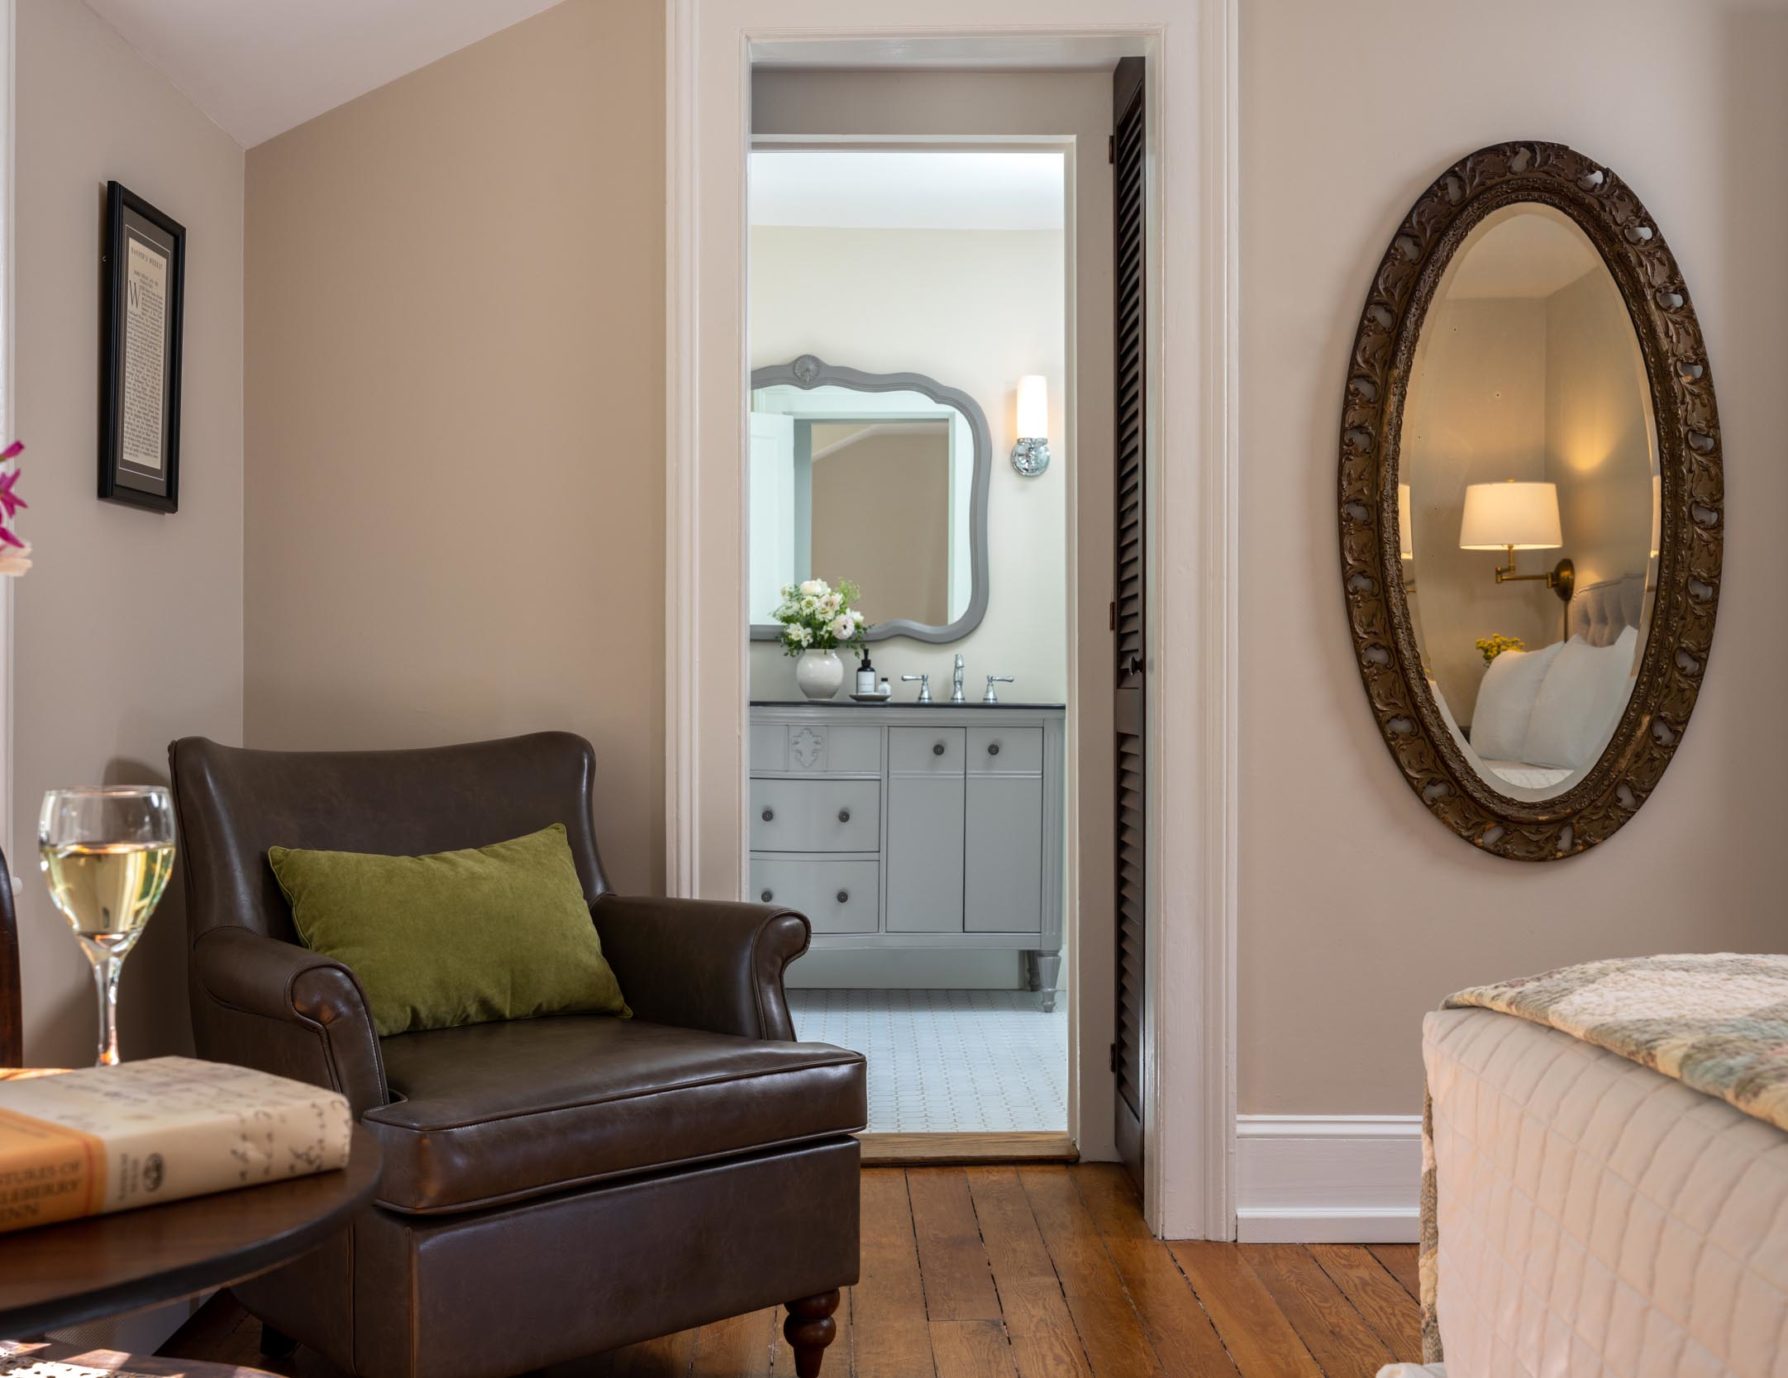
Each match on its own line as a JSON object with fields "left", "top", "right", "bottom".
{"left": 1111, "top": 55, "right": 1147, "bottom": 1187}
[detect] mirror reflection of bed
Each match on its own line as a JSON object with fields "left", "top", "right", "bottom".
{"left": 1434, "top": 574, "right": 1649, "bottom": 796}
{"left": 1398, "top": 202, "right": 1660, "bottom": 801}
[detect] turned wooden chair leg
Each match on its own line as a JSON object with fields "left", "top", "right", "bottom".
{"left": 783, "top": 1289, "right": 842, "bottom": 1378}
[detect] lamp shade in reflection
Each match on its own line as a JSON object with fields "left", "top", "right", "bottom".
{"left": 1397, "top": 483, "right": 1414, "bottom": 560}
{"left": 1459, "top": 480, "right": 1563, "bottom": 550}
{"left": 1650, "top": 472, "right": 1661, "bottom": 558}
{"left": 1016, "top": 375, "right": 1049, "bottom": 440}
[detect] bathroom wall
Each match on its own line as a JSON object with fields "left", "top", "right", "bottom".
{"left": 749, "top": 222, "right": 1069, "bottom": 701}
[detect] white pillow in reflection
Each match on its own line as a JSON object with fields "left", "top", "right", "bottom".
{"left": 1523, "top": 626, "right": 1639, "bottom": 769}
{"left": 1470, "top": 641, "right": 1563, "bottom": 761}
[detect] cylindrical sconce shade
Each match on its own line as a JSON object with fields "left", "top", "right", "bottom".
{"left": 1650, "top": 472, "right": 1661, "bottom": 558}
{"left": 1397, "top": 483, "right": 1414, "bottom": 560}
{"left": 1016, "top": 375, "right": 1049, "bottom": 439}
{"left": 1459, "top": 480, "right": 1563, "bottom": 550}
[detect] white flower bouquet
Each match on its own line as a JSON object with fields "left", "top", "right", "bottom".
{"left": 772, "top": 578, "right": 869, "bottom": 657}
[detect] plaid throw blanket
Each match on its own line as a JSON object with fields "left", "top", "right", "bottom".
{"left": 1418, "top": 953, "right": 1788, "bottom": 1365}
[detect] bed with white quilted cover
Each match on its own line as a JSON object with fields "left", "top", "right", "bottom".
{"left": 1388, "top": 1006, "right": 1788, "bottom": 1377}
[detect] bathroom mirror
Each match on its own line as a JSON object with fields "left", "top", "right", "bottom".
{"left": 749, "top": 355, "right": 990, "bottom": 643}
{"left": 1339, "top": 142, "right": 1723, "bottom": 860}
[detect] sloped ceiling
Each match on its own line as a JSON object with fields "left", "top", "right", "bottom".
{"left": 81, "top": 0, "right": 568, "bottom": 148}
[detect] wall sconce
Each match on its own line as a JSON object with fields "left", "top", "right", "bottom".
{"left": 1397, "top": 483, "right": 1414, "bottom": 561}
{"left": 1459, "top": 479, "right": 1574, "bottom": 604}
{"left": 1011, "top": 375, "right": 1050, "bottom": 476}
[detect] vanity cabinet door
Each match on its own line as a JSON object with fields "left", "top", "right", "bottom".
{"left": 965, "top": 730, "right": 1044, "bottom": 933}
{"left": 885, "top": 727, "right": 965, "bottom": 933}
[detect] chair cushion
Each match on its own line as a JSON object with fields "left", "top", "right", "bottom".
{"left": 363, "top": 1015, "right": 866, "bottom": 1214}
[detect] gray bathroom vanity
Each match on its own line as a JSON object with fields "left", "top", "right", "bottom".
{"left": 749, "top": 701, "right": 1066, "bottom": 1010}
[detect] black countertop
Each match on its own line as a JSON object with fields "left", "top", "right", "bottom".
{"left": 749, "top": 700, "right": 1066, "bottom": 710}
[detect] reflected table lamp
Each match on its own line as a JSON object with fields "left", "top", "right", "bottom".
{"left": 1459, "top": 479, "right": 1574, "bottom": 606}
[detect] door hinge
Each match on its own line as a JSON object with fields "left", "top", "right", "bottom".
{"left": 1108, "top": 1042, "right": 1120, "bottom": 1073}
{"left": 1108, "top": 600, "right": 1117, "bottom": 631}
{"left": 1108, "top": 133, "right": 1116, "bottom": 164}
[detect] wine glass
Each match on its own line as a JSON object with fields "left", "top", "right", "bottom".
{"left": 39, "top": 786, "right": 177, "bottom": 1066}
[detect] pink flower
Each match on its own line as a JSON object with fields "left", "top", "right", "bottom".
{"left": 0, "top": 466, "right": 25, "bottom": 521}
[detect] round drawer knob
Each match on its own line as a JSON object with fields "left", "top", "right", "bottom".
{"left": 838, "top": 808, "right": 851, "bottom": 823}
{"left": 761, "top": 808, "right": 774, "bottom": 822}
{"left": 988, "top": 743, "right": 1001, "bottom": 756}
{"left": 760, "top": 889, "right": 773, "bottom": 903}
{"left": 932, "top": 741, "right": 946, "bottom": 756}
{"left": 836, "top": 890, "right": 850, "bottom": 904}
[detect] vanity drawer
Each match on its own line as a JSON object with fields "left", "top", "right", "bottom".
{"left": 751, "top": 858, "right": 880, "bottom": 934}
{"left": 752, "top": 723, "right": 882, "bottom": 775}
{"left": 968, "top": 725, "right": 1043, "bottom": 775}
{"left": 889, "top": 726, "right": 966, "bottom": 775}
{"left": 750, "top": 778, "right": 881, "bottom": 852}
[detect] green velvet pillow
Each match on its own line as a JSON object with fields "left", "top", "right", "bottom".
{"left": 268, "top": 823, "right": 628, "bottom": 1037}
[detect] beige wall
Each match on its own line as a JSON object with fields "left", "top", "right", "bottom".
{"left": 15, "top": 0, "right": 245, "bottom": 1067}
{"left": 242, "top": 0, "right": 665, "bottom": 895}
{"left": 1241, "top": 0, "right": 1788, "bottom": 1113}
{"left": 749, "top": 222, "right": 1069, "bottom": 699}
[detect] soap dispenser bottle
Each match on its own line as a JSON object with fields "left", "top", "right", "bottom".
{"left": 855, "top": 648, "right": 878, "bottom": 696}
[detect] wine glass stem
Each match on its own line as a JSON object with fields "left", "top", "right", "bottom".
{"left": 93, "top": 954, "right": 124, "bottom": 1067}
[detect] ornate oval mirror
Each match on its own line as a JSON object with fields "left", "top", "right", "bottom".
{"left": 1339, "top": 142, "right": 1723, "bottom": 860}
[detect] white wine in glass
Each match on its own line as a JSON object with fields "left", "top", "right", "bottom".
{"left": 39, "top": 786, "right": 176, "bottom": 1066}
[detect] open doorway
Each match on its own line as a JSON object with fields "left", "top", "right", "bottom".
{"left": 667, "top": 5, "right": 1238, "bottom": 1238}
{"left": 745, "top": 134, "right": 1076, "bottom": 1151}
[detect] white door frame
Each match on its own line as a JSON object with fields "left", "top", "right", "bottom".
{"left": 664, "top": 0, "right": 1239, "bottom": 1240}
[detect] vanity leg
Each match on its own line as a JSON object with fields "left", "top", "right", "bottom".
{"left": 1035, "top": 951, "right": 1062, "bottom": 1013}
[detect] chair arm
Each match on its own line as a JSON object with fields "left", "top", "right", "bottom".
{"left": 190, "top": 926, "right": 389, "bottom": 1116}
{"left": 591, "top": 895, "right": 809, "bottom": 1041}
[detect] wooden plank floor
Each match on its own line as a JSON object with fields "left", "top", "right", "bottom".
{"left": 164, "top": 1165, "right": 1421, "bottom": 1378}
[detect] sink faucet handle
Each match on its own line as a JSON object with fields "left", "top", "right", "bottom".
{"left": 901, "top": 673, "right": 932, "bottom": 704}
{"left": 983, "top": 674, "right": 1016, "bottom": 704}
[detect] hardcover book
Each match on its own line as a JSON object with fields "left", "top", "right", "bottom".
{"left": 0, "top": 1056, "right": 351, "bottom": 1234}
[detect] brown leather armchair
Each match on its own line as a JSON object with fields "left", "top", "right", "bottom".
{"left": 168, "top": 732, "right": 864, "bottom": 1378}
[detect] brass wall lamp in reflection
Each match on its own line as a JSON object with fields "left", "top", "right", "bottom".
{"left": 1459, "top": 478, "right": 1574, "bottom": 603}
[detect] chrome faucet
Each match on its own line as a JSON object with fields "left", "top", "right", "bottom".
{"left": 950, "top": 654, "right": 967, "bottom": 704}
{"left": 984, "top": 674, "right": 1016, "bottom": 704}
{"left": 901, "top": 673, "right": 932, "bottom": 704}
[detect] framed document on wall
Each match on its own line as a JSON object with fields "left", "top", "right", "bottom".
{"left": 100, "top": 181, "right": 185, "bottom": 513}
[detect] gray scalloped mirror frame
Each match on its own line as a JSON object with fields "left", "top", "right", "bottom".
{"left": 748, "top": 354, "right": 992, "bottom": 645}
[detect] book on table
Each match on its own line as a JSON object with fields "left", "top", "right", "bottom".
{"left": 0, "top": 1056, "right": 351, "bottom": 1235}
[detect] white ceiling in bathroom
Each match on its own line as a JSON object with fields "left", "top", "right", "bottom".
{"left": 81, "top": 0, "right": 568, "bottom": 148}
{"left": 751, "top": 150, "right": 1066, "bottom": 233}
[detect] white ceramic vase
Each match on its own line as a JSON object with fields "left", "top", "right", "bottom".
{"left": 794, "top": 649, "right": 845, "bottom": 700}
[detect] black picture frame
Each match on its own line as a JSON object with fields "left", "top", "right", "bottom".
{"left": 100, "top": 181, "right": 185, "bottom": 513}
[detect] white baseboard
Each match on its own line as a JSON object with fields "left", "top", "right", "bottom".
{"left": 1235, "top": 1114, "right": 1422, "bottom": 1243}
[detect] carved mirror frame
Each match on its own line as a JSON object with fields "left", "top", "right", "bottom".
{"left": 1338, "top": 142, "right": 1723, "bottom": 861}
{"left": 749, "top": 354, "right": 992, "bottom": 644}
